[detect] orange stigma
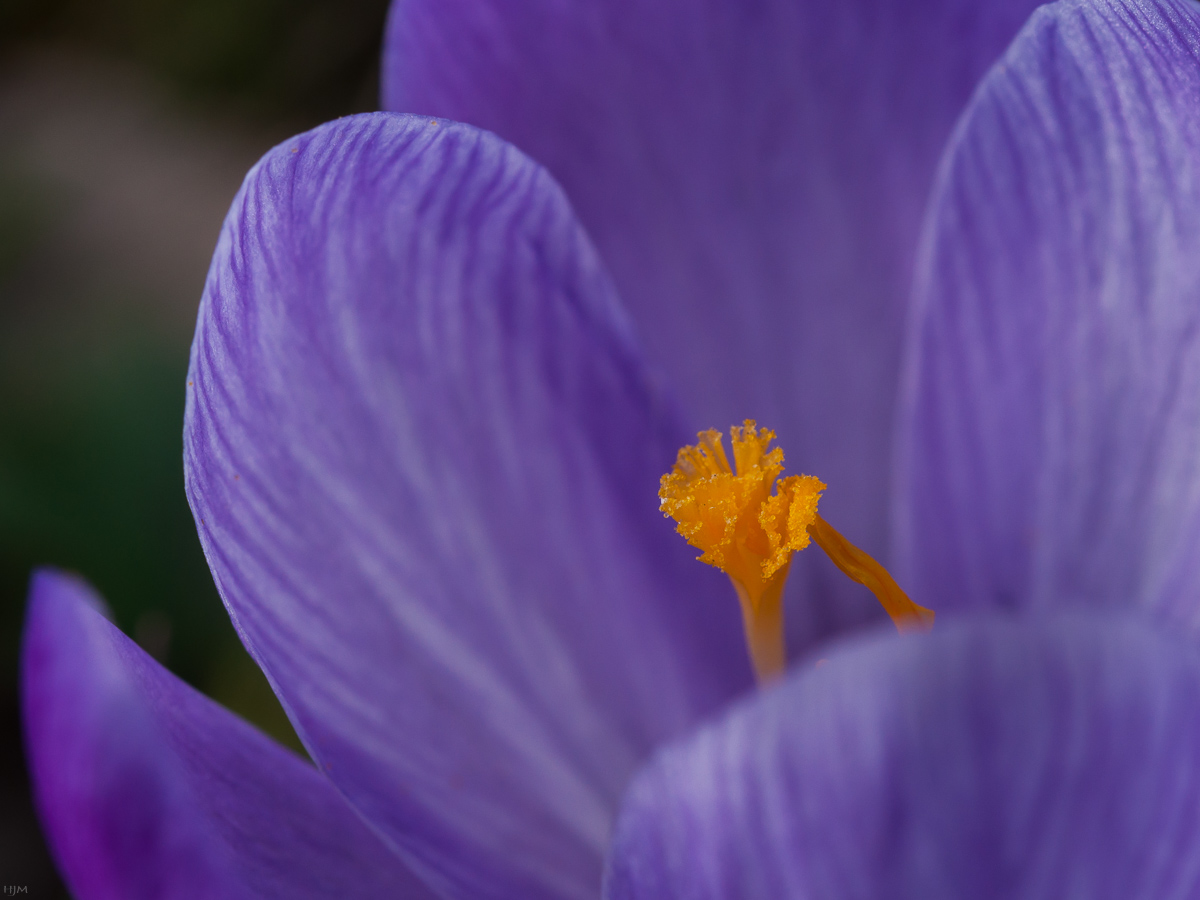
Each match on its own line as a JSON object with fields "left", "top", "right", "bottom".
{"left": 659, "top": 421, "right": 933, "bottom": 683}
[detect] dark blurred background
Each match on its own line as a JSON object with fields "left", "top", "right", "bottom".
{"left": 0, "top": 0, "right": 391, "bottom": 892}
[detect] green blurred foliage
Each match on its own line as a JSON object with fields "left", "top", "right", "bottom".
{"left": 0, "top": 326, "right": 301, "bottom": 750}
{"left": 0, "top": 3, "right": 394, "bottom": 888}
{"left": 0, "top": 0, "right": 398, "bottom": 757}
{"left": 0, "top": 152, "right": 307, "bottom": 756}
{"left": 0, "top": 162, "right": 305, "bottom": 897}
{"left": 0, "top": 0, "right": 390, "bottom": 121}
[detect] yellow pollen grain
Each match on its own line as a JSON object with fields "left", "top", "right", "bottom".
{"left": 659, "top": 421, "right": 825, "bottom": 604}
{"left": 660, "top": 420, "right": 934, "bottom": 684}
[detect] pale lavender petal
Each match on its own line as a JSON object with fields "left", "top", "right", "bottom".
{"left": 184, "top": 112, "right": 751, "bottom": 900}
{"left": 22, "top": 569, "right": 429, "bottom": 900}
{"left": 383, "top": 0, "right": 1043, "bottom": 643}
{"left": 896, "top": 0, "right": 1200, "bottom": 624}
{"left": 606, "top": 613, "right": 1200, "bottom": 900}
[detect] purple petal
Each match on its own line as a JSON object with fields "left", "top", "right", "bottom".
{"left": 21, "top": 569, "right": 429, "bottom": 900}
{"left": 184, "top": 112, "right": 751, "bottom": 900}
{"left": 895, "top": 0, "right": 1200, "bottom": 622}
{"left": 605, "top": 613, "right": 1200, "bottom": 899}
{"left": 382, "top": 0, "right": 1043, "bottom": 642}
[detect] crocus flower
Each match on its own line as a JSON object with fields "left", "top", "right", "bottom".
{"left": 23, "top": 0, "right": 1200, "bottom": 896}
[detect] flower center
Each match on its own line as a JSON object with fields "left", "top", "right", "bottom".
{"left": 659, "top": 420, "right": 934, "bottom": 683}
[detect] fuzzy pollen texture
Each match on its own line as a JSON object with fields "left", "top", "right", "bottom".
{"left": 659, "top": 421, "right": 825, "bottom": 605}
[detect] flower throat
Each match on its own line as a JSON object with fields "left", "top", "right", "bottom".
{"left": 660, "top": 421, "right": 933, "bottom": 683}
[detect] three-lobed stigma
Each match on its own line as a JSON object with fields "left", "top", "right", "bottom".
{"left": 660, "top": 421, "right": 934, "bottom": 683}
{"left": 659, "top": 421, "right": 824, "bottom": 601}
